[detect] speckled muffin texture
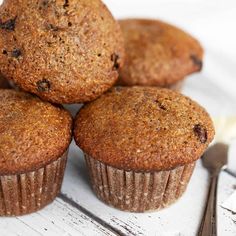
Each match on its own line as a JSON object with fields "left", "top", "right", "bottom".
{"left": 117, "top": 19, "right": 203, "bottom": 88}
{"left": 74, "top": 87, "right": 214, "bottom": 212}
{"left": 0, "top": 0, "right": 124, "bottom": 104}
{"left": 0, "top": 90, "right": 72, "bottom": 216}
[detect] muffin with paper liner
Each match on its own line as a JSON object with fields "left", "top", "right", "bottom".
{"left": 74, "top": 86, "right": 214, "bottom": 212}
{"left": 0, "top": 90, "right": 72, "bottom": 216}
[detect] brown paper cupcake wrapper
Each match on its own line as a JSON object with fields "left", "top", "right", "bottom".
{"left": 85, "top": 154, "right": 195, "bottom": 212}
{"left": 0, "top": 151, "right": 68, "bottom": 216}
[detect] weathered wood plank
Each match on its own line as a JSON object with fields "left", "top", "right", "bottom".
{"left": 0, "top": 196, "right": 116, "bottom": 236}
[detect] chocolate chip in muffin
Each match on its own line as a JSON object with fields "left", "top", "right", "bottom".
{"left": 39, "top": 0, "right": 50, "bottom": 10}
{"left": 0, "top": 17, "right": 17, "bottom": 31}
{"left": 11, "top": 48, "right": 22, "bottom": 58}
{"left": 111, "top": 53, "right": 120, "bottom": 70}
{"left": 46, "top": 24, "right": 59, "bottom": 31}
{"left": 193, "top": 124, "right": 207, "bottom": 143}
{"left": 190, "top": 54, "right": 203, "bottom": 71}
{"left": 37, "top": 79, "right": 51, "bottom": 92}
{"left": 42, "top": 0, "right": 49, "bottom": 6}
{"left": 154, "top": 99, "right": 166, "bottom": 111}
{"left": 114, "top": 86, "right": 123, "bottom": 92}
{"left": 2, "top": 49, "right": 8, "bottom": 55}
{"left": 63, "top": 0, "right": 69, "bottom": 8}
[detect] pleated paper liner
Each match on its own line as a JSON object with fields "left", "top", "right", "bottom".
{"left": 85, "top": 154, "right": 196, "bottom": 212}
{"left": 0, "top": 151, "right": 68, "bottom": 216}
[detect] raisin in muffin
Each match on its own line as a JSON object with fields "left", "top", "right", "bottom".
{"left": 74, "top": 87, "right": 214, "bottom": 212}
{"left": 0, "top": 90, "right": 72, "bottom": 216}
{"left": 0, "top": 0, "right": 124, "bottom": 104}
{"left": 117, "top": 19, "right": 203, "bottom": 90}
{"left": 0, "top": 74, "right": 10, "bottom": 89}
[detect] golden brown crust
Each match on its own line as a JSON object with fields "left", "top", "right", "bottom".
{"left": 0, "top": 90, "right": 72, "bottom": 175}
{"left": 0, "top": 0, "right": 125, "bottom": 104}
{"left": 118, "top": 19, "right": 203, "bottom": 87}
{"left": 74, "top": 87, "right": 215, "bottom": 171}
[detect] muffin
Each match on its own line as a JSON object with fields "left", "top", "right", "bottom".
{"left": 0, "top": 90, "right": 72, "bottom": 216}
{"left": 74, "top": 87, "right": 214, "bottom": 212}
{"left": 0, "top": 74, "right": 10, "bottom": 89}
{"left": 0, "top": 0, "right": 124, "bottom": 104}
{"left": 117, "top": 19, "right": 203, "bottom": 90}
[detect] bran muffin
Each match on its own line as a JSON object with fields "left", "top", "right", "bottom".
{"left": 117, "top": 19, "right": 203, "bottom": 90}
{"left": 74, "top": 87, "right": 215, "bottom": 212}
{"left": 0, "top": 0, "right": 124, "bottom": 104}
{"left": 0, "top": 90, "right": 72, "bottom": 216}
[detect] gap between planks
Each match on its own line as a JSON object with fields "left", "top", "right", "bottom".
{"left": 58, "top": 192, "right": 127, "bottom": 236}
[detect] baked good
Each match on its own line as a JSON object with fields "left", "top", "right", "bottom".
{"left": 0, "top": 90, "right": 72, "bottom": 216}
{"left": 117, "top": 19, "right": 203, "bottom": 89}
{"left": 74, "top": 86, "right": 214, "bottom": 212}
{"left": 0, "top": 0, "right": 124, "bottom": 104}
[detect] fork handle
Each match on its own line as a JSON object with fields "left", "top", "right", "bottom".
{"left": 198, "top": 174, "right": 219, "bottom": 236}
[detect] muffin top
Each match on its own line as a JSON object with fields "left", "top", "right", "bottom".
{"left": 0, "top": 75, "right": 10, "bottom": 89}
{"left": 0, "top": 90, "right": 72, "bottom": 175}
{"left": 118, "top": 19, "right": 203, "bottom": 87}
{"left": 74, "top": 87, "right": 215, "bottom": 171}
{"left": 0, "top": 0, "right": 124, "bottom": 104}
